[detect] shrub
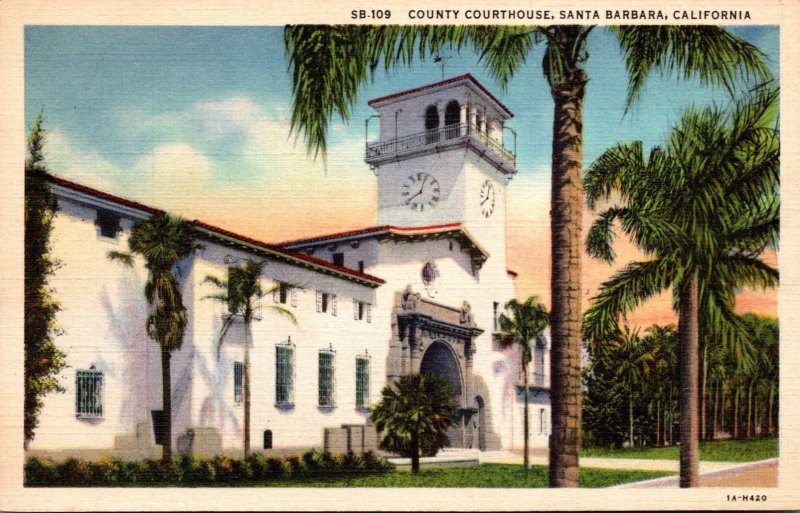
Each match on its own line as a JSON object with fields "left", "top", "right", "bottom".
{"left": 24, "top": 449, "right": 393, "bottom": 486}
{"left": 24, "top": 456, "right": 58, "bottom": 486}
{"left": 285, "top": 455, "right": 304, "bottom": 477}
{"left": 265, "top": 457, "right": 287, "bottom": 480}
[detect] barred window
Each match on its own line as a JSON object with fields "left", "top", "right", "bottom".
{"left": 276, "top": 345, "right": 294, "bottom": 405}
{"left": 355, "top": 356, "right": 370, "bottom": 409}
{"left": 76, "top": 368, "right": 103, "bottom": 418}
{"left": 318, "top": 351, "right": 335, "bottom": 407}
{"left": 233, "top": 361, "right": 244, "bottom": 404}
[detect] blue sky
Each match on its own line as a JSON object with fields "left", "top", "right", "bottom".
{"left": 24, "top": 25, "right": 780, "bottom": 306}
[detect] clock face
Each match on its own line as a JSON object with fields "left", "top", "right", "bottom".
{"left": 401, "top": 172, "right": 440, "bottom": 212}
{"left": 480, "top": 179, "right": 496, "bottom": 218}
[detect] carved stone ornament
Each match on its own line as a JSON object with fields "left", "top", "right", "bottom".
{"left": 460, "top": 300, "right": 475, "bottom": 326}
{"left": 401, "top": 284, "right": 421, "bottom": 311}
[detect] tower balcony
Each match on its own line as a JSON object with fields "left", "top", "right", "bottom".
{"left": 365, "top": 122, "right": 516, "bottom": 175}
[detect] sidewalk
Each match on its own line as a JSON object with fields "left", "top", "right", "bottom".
{"left": 475, "top": 449, "right": 777, "bottom": 487}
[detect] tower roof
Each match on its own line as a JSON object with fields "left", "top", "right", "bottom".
{"left": 367, "top": 73, "right": 513, "bottom": 118}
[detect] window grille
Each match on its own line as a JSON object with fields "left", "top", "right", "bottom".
{"left": 355, "top": 356, "right": 370, "bottom": 409}
{"left": 233, "top": 361, "right": 244, "bottom": 404}
{"left": 75, "top": 369, "right": 103, "bottom": 418}
{"left": 275, "top": 345, "right": 294, "bottom": 405}
{"left": 318, "top": 351, "right": 335, "bottom": 407}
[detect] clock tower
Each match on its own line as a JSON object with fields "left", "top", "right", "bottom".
{"left": 364, "top": 73, "right": 517, "bottom": 264}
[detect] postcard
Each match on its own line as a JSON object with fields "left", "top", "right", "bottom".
{"left": 1, "top": 0, "right": 798, "bottom": 510}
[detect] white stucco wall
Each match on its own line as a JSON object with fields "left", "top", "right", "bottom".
{"left": 188, "top": 242, "right": 383, "bottom": 452}
{"left": 30, "top": 196, "right": 166, "bottom": 451}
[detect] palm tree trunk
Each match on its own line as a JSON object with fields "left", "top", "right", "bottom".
{"left": 712, "top": 383, "right": 719, "bottom": 440}
{"left": 411, "top": 431, "right": 420, "bottom": 474}
{"left": 548, "top": 63, "right": 586, "bottom": 490}
{"left": 523, "top": 360, "right": 529, "bottom": 471}
{"left": 244, "top": 322, "right": 251, "bottom": 458}
{"left": 655, "top": 400, "right": 661, "bottom": 447}
{"left": 701, "top": 343, "right": 708, "bottom": 441}
{"left": 161, "top": 346, "right": 172, "bottom": 463}
{"left": 747, "top": 382, "right": 753, "bottom": 438}
{"left": 629, "top": 394, "right": 634, "bottom": 448}
{"left": 767, "top": 391, "right": 773, "bottom": 435}
{"left": 733, "top": 387, "right": 740, "bottom": 439}
{"left": 678, "top": 275, "right": 700, "bottom": 487}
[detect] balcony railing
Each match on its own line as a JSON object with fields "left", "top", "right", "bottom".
{"left": 366, "top": 122, "right": 515, "bottom": 166}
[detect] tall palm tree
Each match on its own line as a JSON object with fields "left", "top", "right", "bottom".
{"left": 108, "top": 213, "right": 200, "bottom": 462}
{"left": 643, "top": 324, "right": 677, "bottom": 446}
{"left": 284, "top": 25, "right": 770, "bottom": 487}
{"left": 582, "top": 88, "right": 779, "bottom": 486}
{"left": 497, "top": 296, "right": 549, "bottom": 470}
{"left": 371, "top": 373, "right": 457, "bottom": 474}
{"left": 204, "top": 258, "right": 296, "bottom": 457}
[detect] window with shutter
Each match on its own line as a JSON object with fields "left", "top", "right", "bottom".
{"left": 318, "top": 351, "right": 335, "bottom": 407}
{"left": 275, "top": 345, "right": 294, "bottom": 406}
{"left": 290, "top": 288, "right": 297, "bottom": 307}
{"left": 332, "top": 295, "right": 337, "bottom": 316}
{"left": 233, "top": 362, "right": 244, "bottom": 404}
{"left": 367, "top": 304, "right": 372, "bottom": 323}
{"left": 355, "top": 356, "right": 370, "bottom": 409}
{"left": 353, "top": 299, "right": 359, "bottom": 320}
{"left": 316, "top": 291, "right": 322, "bottom": 312}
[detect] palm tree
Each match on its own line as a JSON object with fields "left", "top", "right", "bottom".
{"left": 370, "top": 373, "right": 457, "bottom": 474}
{"left": 609, "top": 326, "right": 657, "bottom": 448}
{"left": 108, "top": 213, "right": 200, "bottom": 462}
{"left": 204, "top": 258, "right": 296, "bottom": 457}
{"left": 582, "top": 88, "right": 779, "bottom": 486}
{"left": 642, "top": 324, "right": 677, "bottom": 446}
{"left": 284, "top": 25, "right": 770, "bottom": 487}
{"left": 497, "top": 296, "right": 549, "bottom": 470}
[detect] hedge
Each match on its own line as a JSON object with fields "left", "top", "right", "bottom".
{"left": 25, "top": 450, "right": 393, "bottom": 487}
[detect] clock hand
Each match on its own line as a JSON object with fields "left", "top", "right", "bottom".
{"left": 481, "top": 196, "right": 489, "bottom": 206}
{"left": 406, "top": 190, "right": 422, "bottom": 204}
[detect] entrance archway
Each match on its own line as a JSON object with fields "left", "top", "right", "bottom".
{"left": 419, "top": 340, "right": 462, "bottom": 404}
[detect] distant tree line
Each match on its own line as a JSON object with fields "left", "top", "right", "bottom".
{"left": 582, "top": 314, "right": 778, "bottom": 449}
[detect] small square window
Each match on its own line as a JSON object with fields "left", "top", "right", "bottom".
{"left": 332, "top": 253, "right": 344, "bottom": 267}
{"left": 96, "top": 209, "right": 121, "bottom": 239}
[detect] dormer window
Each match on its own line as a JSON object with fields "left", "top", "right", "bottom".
{"left": 95, "top": 209, "right": 121, "bottom": 239}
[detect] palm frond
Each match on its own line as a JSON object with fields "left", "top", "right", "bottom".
{"left": 107, "top": 250, "right": 134, "bottom": 267}
{"left": 611, "top": 26, "right": 772, "bottom": 112}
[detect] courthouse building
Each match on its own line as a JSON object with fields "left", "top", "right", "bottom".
{"left": 28, "top": 74, "right": 552, "bottom": 458}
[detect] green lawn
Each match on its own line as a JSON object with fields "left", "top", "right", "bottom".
{"left": 243, "top": 464, "right": 671, "bottom": 488}
{"left": 581, "top": 437, "right": 777, "bottom": 462}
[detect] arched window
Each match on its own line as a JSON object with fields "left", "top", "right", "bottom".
{"left": 444, "top": 100, "right": 460, "bottom": 139}
{"left": 425, "top": 105, "right": 439, "bottom": 144}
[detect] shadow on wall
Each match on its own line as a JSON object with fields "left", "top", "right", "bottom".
{"left": 100, "top": 273, "right": 156, "bottom": 434}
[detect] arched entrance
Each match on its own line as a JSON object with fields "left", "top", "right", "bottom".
{"left": 420, "top": 340, "right": 462, "bottom": 404}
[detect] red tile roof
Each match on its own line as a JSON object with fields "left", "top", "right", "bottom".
{"left": 280, "top": 222, "right": 463, "bottom": 247}
{"left": 45, "top": 174, "right": 384, "bottom": 287}
{"left": 367, "top": 73, "right": 513, "bottom": 118}
{"left": 47, "top": 174, "right": 164, "bottom": 215}
{"left": 191, "top": 220, "right": 385, "bottom": 285}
